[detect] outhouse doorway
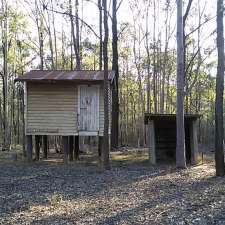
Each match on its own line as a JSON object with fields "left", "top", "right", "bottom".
{"left": 78, "top": 85, "right": 100, "bottom": 134}
{"left": 145, "top": 114, "right": 200, "bottom": 165}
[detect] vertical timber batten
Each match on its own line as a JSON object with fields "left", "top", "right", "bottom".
{"left": 148, "top": 120, "right": 156, "bottom": 165}
{"left": 24, "top": 82, "right": 27, "bottom": 135}
{"left": 190, "top": 120, "right": 199, "bottom": 165}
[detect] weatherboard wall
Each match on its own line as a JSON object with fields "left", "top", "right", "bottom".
{"left": 25, "top": 82, "right": 111, "bottom": 136}
{"left": 26, "top": 83, "right": 78, "bottom": 136}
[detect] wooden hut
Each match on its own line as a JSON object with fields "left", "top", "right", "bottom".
{"left": 15, "top": 70, "right": 115, "bottom": 162}
{"left": 144, "top": 114, "right": 200, "bottom": 165}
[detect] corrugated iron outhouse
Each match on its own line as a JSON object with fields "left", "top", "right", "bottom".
{"left": 15, "top": 70, "right": 115, "bottom": 162}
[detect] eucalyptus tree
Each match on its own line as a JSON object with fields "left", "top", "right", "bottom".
{"left": 111, "top": 0, "right": 119, "bottom": 150}
{"left": 176, "top": 0, "right": 186, "bottom": 168}
{"left": 102, "top": 0, "right": 110, "bottom": 169}
{"left": 215, "top": 0, "right": 224, "bottom": 177}
{"left": 1, "top": 0, "right": 9, "bottom": 149}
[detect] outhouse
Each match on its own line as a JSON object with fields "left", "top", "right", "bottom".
{"left": 145, "top": 113, "right": 200, "bottom": 165}
{"left": 15, "top": 70, "right": 115, "bottom": 161}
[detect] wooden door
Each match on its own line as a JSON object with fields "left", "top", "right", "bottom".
{"left": 78, "top": 85, "right": 99, "bottom": 132}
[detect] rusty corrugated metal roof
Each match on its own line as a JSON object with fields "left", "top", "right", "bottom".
{"left": 15, "top": 70, "right": 115, "bottom": 83}
{"left": 144, "top": 113, "right": 201, "bottom": 124}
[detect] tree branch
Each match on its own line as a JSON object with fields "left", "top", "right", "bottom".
{"left": 183, "top": 0, "right": 194, "bottom": 24}
{"left": 185, "top": 49, "right": 200, "bottom": 76}
{"left": 185, "top": 16, "right": 216, "bottom": 38}
{"left": 185, "top": 46, "right": 216, "bottom": 95}
{"left": 44, "top": 6, "right": 100, "bottom": 39}
{"left": 116, "top": 0, "right": 124, "bottom": 11}
{"left": 0, "top": 72, "right": 4, "bottom": 82}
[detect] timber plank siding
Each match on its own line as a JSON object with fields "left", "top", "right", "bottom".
{"left": 26, "top": 83, "right": 78, "bottom": 135}
{"left": 25, "top": 82, "right": 111, "bottom": 136}
{"left": 99, "top": 84, "right": 111, "bottom": 136}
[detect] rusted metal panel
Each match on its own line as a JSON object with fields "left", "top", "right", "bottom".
{"left": 15, "top": 70, "right": 115, "bottom": 83}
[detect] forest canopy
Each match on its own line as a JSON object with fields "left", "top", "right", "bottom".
{"left": 0, "top": 0, "right": 218, "bottom": 150}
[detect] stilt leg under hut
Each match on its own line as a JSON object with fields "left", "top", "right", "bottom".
{"left": 74, "top": 136, "right": 79, "bottom": 160}
{"left": 35, "top": 135, "right": 40, "bottom": 161}
{"left": 26, "top": 135, "right": 33, "bottom": 162}
{"left": 43, "top": 135, "right": 48, "bottom": 159}
{"left": 62, "top": 136, "right": 69, "bottom": 163}
{"left": 69, "top": 136, "right": 74, "bottom": 161}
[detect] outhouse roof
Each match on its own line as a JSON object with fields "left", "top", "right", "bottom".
{"left": 144, "top": 113, "right": 201, "bottom": 124}
{"left": 15, "top": 70, "right": 115, "bottom": 83}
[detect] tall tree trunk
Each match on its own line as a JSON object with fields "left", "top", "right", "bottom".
{"left": 98, "top": 0, "right": 103, "bottom": 70}
{"left": 176, "top": 0, "right": 186, "bottom": 168}
{"left": 69, "top": 0, "right": 79, "bottom": 70}
{"left": 61, "top": 27, "right": 66, "bottom": 69}
{"left": 153, "top": 0, "right": 157, "bottom": 113}
{"left": 215, "top": 0, "right": 225, "bottom": 177}
{"left": 46, "top": 9, "right": 55, "bottom": 69}
{"left": 35, "top": 0, "right": 44, "bottom": 70}
{"left": 111, "top": 0, "right": 119, "bottom": 149}
{"left": 75, "top": 0, "right": 81, "bottom": 70}
{"left": 102, "top": 0, "right": 110, "bottom": 169}
{"left": 1, "top": 0, "right": 8, "bottom": 149}
{"left": 183, "top": 0, "right": 194, "bottom": 80}
{"left": 160, "top": 1, "right": 170, "bottom": 114}
{"left": 145, "top": 2, "right": 151, "bottom": 113}
{"left": 51, "top": 0, "right": 57, "bottom": 69}
{"left": 70, "top": 31, "right": 73, "bottom": 70}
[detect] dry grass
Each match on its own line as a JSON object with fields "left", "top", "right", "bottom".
{"left": 0, "top": 149, "right": 224, "bottom": 225}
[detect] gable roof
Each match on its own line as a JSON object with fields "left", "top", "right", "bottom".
{"left": 15, "top": 70, "right": 115, "bottom": 83}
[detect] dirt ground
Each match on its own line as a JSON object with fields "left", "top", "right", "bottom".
{"left": 0, "top": 149, "right": 225, "bottom": 225}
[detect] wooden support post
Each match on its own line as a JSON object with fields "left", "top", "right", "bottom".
{"left": 74, "top": 136, "right": 79, "bottom": 160}
{"left": 69, "top": 136, "right": 74, "bottom": 161}
{"left": 190, "top": 120, "right": 199, "bottom": 165}
{"left": 62, "top": 136, "right": 69, "bottom": 163}
{"left": 35, "top": 135, "right": 40, "bottom": 161}
{"left": 109, "top": 134, "right": 111, "bottom": 152}
{"left": 148, "top": 120, "right": 156, "bottom": 165}
{"left": 43, "top": 135, "right": 48, "bottom": 159}
{"left": 26, "top": 135, "right": 33, "bottom": 162}
{"left": 98, "top": 136, "right": 103, "bottom": 157}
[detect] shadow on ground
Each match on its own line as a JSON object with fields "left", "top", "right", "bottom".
{"left": 0, "top": 150, "right": 224, "bottom": 225}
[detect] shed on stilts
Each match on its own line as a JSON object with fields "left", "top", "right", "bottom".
{"left": 15, "top": 70, "right": 114, "bottom": 162}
